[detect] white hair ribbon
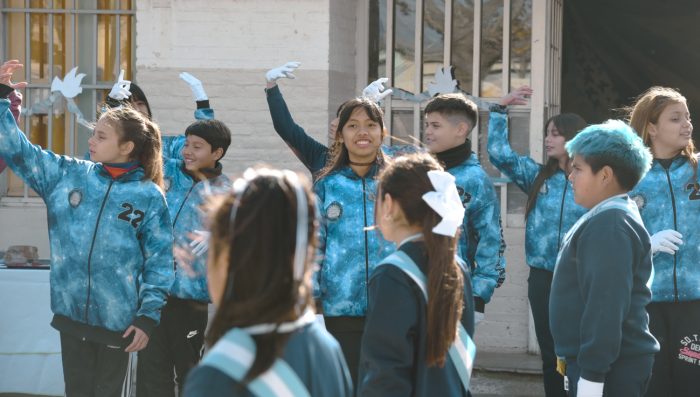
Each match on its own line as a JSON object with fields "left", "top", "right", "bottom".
{"left": 421, "top": 170, "right": 465, "bottom": 237}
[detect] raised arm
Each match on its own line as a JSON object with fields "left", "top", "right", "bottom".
{"left": 265, "top": 62, "right": 329, "bottom": 175}
{"left": 160, "top": 72, "right": 216, "bottom": 160}
{"left": 486, "top": 86, "right": 541, "bottom": 193}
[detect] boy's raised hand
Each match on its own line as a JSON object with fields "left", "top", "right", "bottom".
{"left": 499, "top": 85, "right": 533, "bottom": 106}
{"left": 179, "top": 72, "right": 208, "bottom": 102}
{"left": 108, "top": 69, "right": 131, "bottom": 100}
{"left": 0, "top": 60, "right": 28, "bottom": 90}
{"left": 266, "top": 61, "right": 301, "bottom": 84}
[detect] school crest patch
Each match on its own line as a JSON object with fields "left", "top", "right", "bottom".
{"left": 68, "top": 189, "right": 82, "bottom": 208}
{"left": 456, "top": 187, "right": 472, "bottom": 206}
{"left": 325, "top": 201, "right": 343, "bottom": 221}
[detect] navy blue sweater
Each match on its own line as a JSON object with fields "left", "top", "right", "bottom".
{"left": 358, "top": 241, "right": 474, "bottom": 396}
{"left": 549, "top": 207, "right": 659, "bottom": 382}
{"left": 183, "top": 321, "right": 353, "bottom": 397}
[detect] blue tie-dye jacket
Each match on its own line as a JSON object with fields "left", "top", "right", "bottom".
{"left": 629, "top": 156, "right": 700, "bottom": 302}
{"left": 161, "top": 106, "right": 215, "bottom": 160}
{"left": 449, "top": 153, "right": 507, "bottom": 303}
{"left": 487, "top": 111, "right": 586, "bottom": 272}
{"left": 163, "top": 159, "right": 230, "bottom": 302}
{"left": 314, "top": 164, "right": 395, "bottom": 317}
{"left": 0, "top": 99, "right": 174, "bottom": 337}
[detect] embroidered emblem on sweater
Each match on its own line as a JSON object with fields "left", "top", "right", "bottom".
{"left": 326, "top": 201, "right": 343, "bottom": 221}
{"left": 68, "top": 189, "right": 82, "bottom": 208}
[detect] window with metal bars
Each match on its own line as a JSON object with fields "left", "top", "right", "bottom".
{"left": 367, "top": 0, "right": 534, "bottom": 222}
{"left": 0, "top": 0, "right": 135, "bottom": 198}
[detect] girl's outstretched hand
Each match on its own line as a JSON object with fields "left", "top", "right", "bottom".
{"left": 0, "top": 60, "right": 28, "bottom": 90}
{"left": 499, "top": 85, "right": 533, "bottom": 106}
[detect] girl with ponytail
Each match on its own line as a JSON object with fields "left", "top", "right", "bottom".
{"left": 358, "top": 152, "right": 475, "bottom": 396}
{"left": 183, "top": 168, "right": 352, "bottom": 397}
{"left": 0, "top": 62, "right": 173, "bottom": 397}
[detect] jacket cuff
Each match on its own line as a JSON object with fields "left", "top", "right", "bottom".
{"left": 132, "top": 315, "right": 158, "bottom": 337}
{"left": 265, "top": 84, "right": 280, "bottom": 97}
{"left": 196, "top": 99, "right": 210, "bottom": 109}
{"left": 474, "top": 297, "right": 486, "bottom": 313}
{"left": 0, "top": 84, "right": 13, "bottom": 99}
{"left": 489, "top": 103, "right": 508, "bottom": 114}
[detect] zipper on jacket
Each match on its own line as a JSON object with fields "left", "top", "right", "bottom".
{"left": 85, "top": 180, "right": 115, "bottom": 323}
{"left": 557, "top": 178, "right": 568, "bottom": 252}
{"left": 664, "top": 168, "right": 679, "bottom": 302}
{"left": 172, "top": 183, "right": 196, "bottom": 226}
{"left": 171, "top": 183, "right": 196, "bottom": 270}
{"left": 361, "top": 178, "right": 370, "bottom": 307}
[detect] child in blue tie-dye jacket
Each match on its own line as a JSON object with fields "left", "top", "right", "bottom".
{"left": 0, "top": 63, "right": 173, "bottom": 397}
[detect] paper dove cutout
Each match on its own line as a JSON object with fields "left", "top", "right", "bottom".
{"left": 362, "top": 77, "right": 393, "bottom": 103}
{"left": 427, "top": 66, "right": 458, "bottom": 97}
{"left": 386, "top": 65, "right": 494, "bottom": 110}
{"left": 23, "top": 67, "right": 90, "bottom": 128}
{"left": 422, "top": 170, "right": 465, "bottom": 237}
{"left": 50, "top": 67, "right": 86, "bottom": 99}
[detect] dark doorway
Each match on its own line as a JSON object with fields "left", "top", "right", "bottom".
{"left": 561, "top": 0, "right": 700, "bottom": 142}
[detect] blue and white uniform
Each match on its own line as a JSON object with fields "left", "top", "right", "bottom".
{"left": 0, "top": 98, "right": 174, "bottom": 346}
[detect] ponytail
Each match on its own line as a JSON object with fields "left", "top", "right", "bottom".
{"left": 423, "top": 214, "right": 464, "bottom": 367}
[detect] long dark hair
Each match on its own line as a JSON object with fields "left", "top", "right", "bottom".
{"left": 98, "top": 106, "right": 164, "bottom": 189}
{"left": 128, "top": 82, "right": 152, "bottom": 120}
{"left": 316, "top": 97, "right": 387, "bottom": 180}
{"left": 627, "top": 86, "right": 698, "bottom": 187}
{"left": 377, "top": 153, "right": 464, "bottom": 367}
{"left": 525, "top": 113, "right": 587, "bottom": 217}
{"left": 206, "top": 169, "right": 317, "bottom": 382}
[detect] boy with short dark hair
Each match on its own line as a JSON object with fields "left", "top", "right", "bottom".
{"left": 137, "top": 118, "right": 232, "bottom": 397}
{"left": 549, "top": 120, "right": 660, "bottom": 397}
{"left": 423, "top": 93, "right": 506, "bottom": 325}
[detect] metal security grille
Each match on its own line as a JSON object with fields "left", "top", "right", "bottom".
{"left": 0, "top": 0, "right": 135, "bottom": 198}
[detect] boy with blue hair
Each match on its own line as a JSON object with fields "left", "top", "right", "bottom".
{"left": 549, "top": 120, "right": 660, "bottom": 397}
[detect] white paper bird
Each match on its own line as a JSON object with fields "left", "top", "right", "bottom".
{"left": 50, "top": 67, "right": 86, "bottom": 99}
{"left": 427, "top": 66, "right": 458, "bottom": 97}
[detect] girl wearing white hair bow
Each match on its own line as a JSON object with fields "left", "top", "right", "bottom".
{"left": 358, "top": 152, "right": 476, "bottom": 396}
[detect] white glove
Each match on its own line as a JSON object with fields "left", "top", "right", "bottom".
{"left": 427, "top": 66, "right": 457, "bottom": 97}
{"left": 189, "top": 230, "right": 210, "bottom": 257}
{"left": 474, "top": 311, "right": 485, "bottom": 326}
{"left": 266, "top": 61, "right": 301, "bottom": 83}
{"left": 576, "top": 377, "right": 604, "bottom": 397}
{"left": 179, "top": 72, "right": 208, "bottom": 102}
{"left": 650, "top": 229, "right": 683, "bottom": 255}
{"left": 362, "top": 77, "right": 393, "bottom": 103}
{"left": 108, "top": 69, "right": 131, "bottom": 100}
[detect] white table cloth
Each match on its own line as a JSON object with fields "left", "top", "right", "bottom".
{"left": 0, "top": 267, "right": 63, "bottom": 396}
